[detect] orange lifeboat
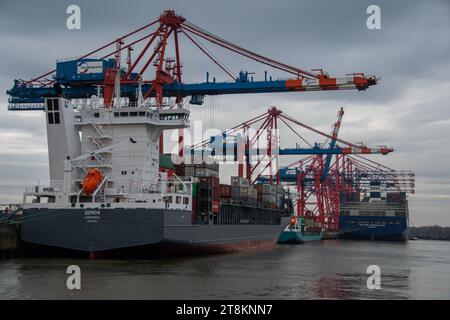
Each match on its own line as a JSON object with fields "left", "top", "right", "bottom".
{"left": 290, "top": 215, "right": 297, "bottom": 227}
{"left": 82, "top": 168, "right": 103, "bottom": 195}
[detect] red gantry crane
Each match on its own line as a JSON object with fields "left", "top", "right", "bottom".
{"left": 7, "top": 10, "right": 378, "bottom": 157}
{"left": 189, "top": 106, "right": 400, "bottom": 232}
{"left": 190, "top": 107, "right": 392, "bottom": 182}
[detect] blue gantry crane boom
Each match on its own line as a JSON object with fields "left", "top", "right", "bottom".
{"left": 6, "top": 10, "right": 378, "bottom": 111}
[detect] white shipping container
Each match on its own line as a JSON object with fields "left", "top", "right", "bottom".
{"left": 231, "top": 186, "right": 248, "bottom": 198}
{"left": 231, "top": 176, "right": 249, "bottom": 187}
{"left": 262, "top": 184, "right": 277, "bottom": 194}
{"left": 262, "top": 193, "right": 277, "bottom": 204}
{"left": 304, "top": 218, "right": 314, "bottom": 227}
{"left": 313, "top": 221, "right": 323, "bottom": 228}
{"left": 184, "top": 167, "right": 195, "bottom": 177}
{"left": 248, "top": 187, "right": 258, "bottom": 199}
{"left": 270, "top": 194, "right": 277, "bottom": 204}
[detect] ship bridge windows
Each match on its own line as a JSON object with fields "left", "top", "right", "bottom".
{"left": 47, "top": 99, "right": 59, "bottom": 111}
{"left": 113, "top": 111, "right": 149, "bottom": 118}
{"left": 111, "top": 111, "right": 153, "bottom": 119}
{"left": 148, "top": 112, "right": 160, "bottom": 119}
{"left": 159, "top": 113, "right": 189, "bottom": 121}
{"left": 46, "top": 99, "right": 60, "bottom": 125}
{"left": 127, "top": 111, "right": 147, "bottom": 117}
{"left": 113, "top": 111, "right": 129, "bottom": 117}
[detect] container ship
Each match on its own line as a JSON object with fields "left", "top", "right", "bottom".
{"left": 19, "top": 94, "right": 292, "bottom": 257}
{"left": 339, "top": 181, "right": 409, "bottom": 241}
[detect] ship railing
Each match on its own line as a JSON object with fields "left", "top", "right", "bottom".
{"left": 72, "top": 97, "right": 190, "bottom": 110}
{"left": 340, "top": 201, "right": 407, "bottom": 208}
{"left": 24, "top": 186, "right": 37, "bottom": 195}
{"left": 24, "top": 186, "right": 58, "bottom": 195}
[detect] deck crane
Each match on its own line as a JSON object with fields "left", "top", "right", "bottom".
{"left": 6, "top": 10, "right": 378, "bottom": 157}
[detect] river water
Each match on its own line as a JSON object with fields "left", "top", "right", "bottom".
{"left": 0, "top": 239, "right": 449, "bottom": 299}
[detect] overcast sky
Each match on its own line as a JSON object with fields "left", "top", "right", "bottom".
{"left": 0, "top": 0, "right": 449, "bottom": 226}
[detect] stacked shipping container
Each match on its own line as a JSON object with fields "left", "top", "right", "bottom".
{"left": 260, "top": 184, "right": 285, "bottom": 208}
{"left": 230, "top": 177, "right": 249, "bottom": 201}
{"left": 198, "top": 176, "right": 220, "bottom": 215}
{"left": 175, "top": 157, "right": 219, "bottom": 178}
{"left": 386, "top": 192, "right": 406, "bottom": 204}
{"left": 219, "top": 184, "right": 231, "bottom": 198}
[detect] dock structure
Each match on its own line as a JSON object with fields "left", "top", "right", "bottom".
{"left": 0, "top": 206, "right": 22, "bottom": 259}
{"left": 0, "top": 223, "right": 21, "bottom": 259}
{"left": 322, "top": 231, "right": 340, "bottom": 240}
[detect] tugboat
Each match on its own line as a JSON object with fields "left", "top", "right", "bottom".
{"left": 278, "top": 215, "right": 322, "bottom": 244}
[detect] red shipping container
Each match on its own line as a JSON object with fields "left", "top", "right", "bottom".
{"left": 159, "top": 168, "right": 175, "bottom": 177}
{"left": 212, "top": 200, "right": 220, "bottom": 213}
{"left": 199, "top": 176, "right": 220, "bottom": 188}
{"left": 220, "top": 184, "right": 231, "bottom": 198}
{"left": 174, "top": 164, "right": 185, "bottom": 176}
{"left": 212, "top": 188, "right": 220, "bottom": 200}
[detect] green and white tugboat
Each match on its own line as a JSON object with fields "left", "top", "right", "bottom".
{"left": 278, "top": 215, "right": 322, "bottom": 244}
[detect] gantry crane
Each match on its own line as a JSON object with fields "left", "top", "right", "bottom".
{"left": 189, "top": 106, "right": 401, "bottom": 232}
{"left": 6, "top": 10, "right": 378, "bottom": 157}
{"left": 190, "top": 106, "right": 392, "bottom": 184}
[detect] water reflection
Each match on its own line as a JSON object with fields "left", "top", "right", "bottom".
{"left": 0, "top": 240, "right": 448, "bottom": 299}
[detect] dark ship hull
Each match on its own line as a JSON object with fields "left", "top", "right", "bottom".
{"left": 339, "top": 215, "right": 408, "bottom": 241}
{"left": 21, "top": 204, "right": 291, "bottom": 257}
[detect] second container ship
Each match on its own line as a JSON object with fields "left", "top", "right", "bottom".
{"left": 339, "top": 181, "right": 409, "bottom": 241}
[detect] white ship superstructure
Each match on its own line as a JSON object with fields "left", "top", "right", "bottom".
{"left": 23, "top": 96, "right": 192, "bottom": 211}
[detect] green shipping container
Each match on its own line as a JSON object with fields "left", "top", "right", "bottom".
{"left": 159, "top": 154, "right": 175, "bottom": 170}
{"left": 192, "top": 183, "right": 198, "bottom": 197}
